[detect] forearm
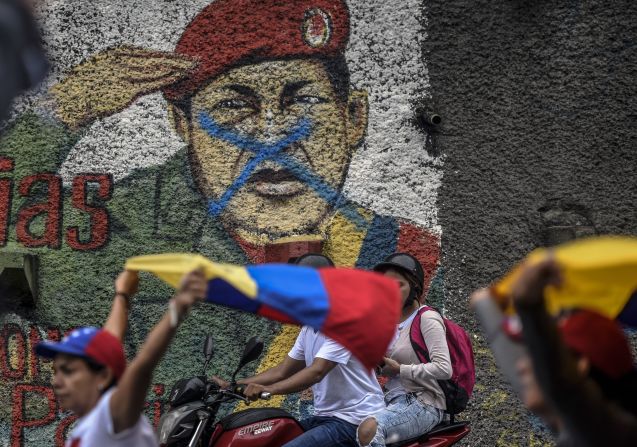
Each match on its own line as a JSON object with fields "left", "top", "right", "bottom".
{"left": 239, "top": 364, "right": 286, "bottom": 386}
{"left": 517, "top": 303, "right": 578, "bottom": 399}
{"left": 400, "top": 359, "right": 451, "bottom": 383}
{"left": 267, "top": 367, "right": 325, "bottom": 396}
{"left": 111, "top": 310, "right": 178, "bottom": 431}
{"left": 103, "top": 295, "right": 129, "bottom": 341}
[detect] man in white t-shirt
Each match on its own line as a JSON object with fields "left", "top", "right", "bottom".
{"left": 213, "top": 254, "right": 385, "bottom": 446}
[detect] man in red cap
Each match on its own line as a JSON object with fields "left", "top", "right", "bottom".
{"left": 1, "top": 0, "right": 441, "bottom": 426}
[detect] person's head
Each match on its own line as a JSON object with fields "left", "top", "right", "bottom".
{"left": 291, "top": 252, "right": 335, "bottom": 269}
{"left": 517, "top": 309, "right": 636, "bottom": 422}
{"left": 162, "top": 0, "right": 368, "bottom": 240}
{"left": 373, "top": 253, "right": 425, "bottom": 309}
{"left": 36, "top": 327, "right": 126, "bottom": 416}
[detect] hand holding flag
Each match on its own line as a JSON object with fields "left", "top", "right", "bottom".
{"left": 491, "top": 236, "right": 637, "bottom": 326}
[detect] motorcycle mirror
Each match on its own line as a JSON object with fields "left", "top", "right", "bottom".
{"left": 203, "top": 335, "right": 215, "bottom": 362}
{"left": 232, "top": 336, "right": 264, "bottom": 380}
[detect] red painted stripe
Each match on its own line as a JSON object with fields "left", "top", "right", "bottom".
{"left": 397, "top": 223, "right": 440, "bottom": 297}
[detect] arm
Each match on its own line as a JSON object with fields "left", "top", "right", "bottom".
{"left": 244, "top": 358, "right": 337, "bottom": 400}
{"left": 237, "top": 355, "right": 306, "bottom": 386}
{"left": 513, "top": 259, "right": 637, "bottom": 445}
{"left": 471, "top": 288, "right": 526, "bottom": 397}
{"left": 103, "top": 270, "right": 138, "bottom": 341}
{"left": 392, "top": 313, "right": 452, "bottom": 383}
{"left": 109, "top": 269, "right": 207, "bottom": 433}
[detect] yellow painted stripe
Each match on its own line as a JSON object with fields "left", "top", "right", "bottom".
{"left": 233, "top": 208, "right": 372, "bottom": 412}
{"left": 235, "top": 324, "right": 301, "bottom": 410}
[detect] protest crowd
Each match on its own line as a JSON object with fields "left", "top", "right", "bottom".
{"left": 1, "top": 0, "right": 636, "bottom": 446}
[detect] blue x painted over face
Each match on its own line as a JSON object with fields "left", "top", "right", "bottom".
{"left": 184, "top": 59, "right": 368, "bottom": 239}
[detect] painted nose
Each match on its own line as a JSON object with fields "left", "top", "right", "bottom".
{"left": 257, "top": 108, "right": 299, "bottom": 144}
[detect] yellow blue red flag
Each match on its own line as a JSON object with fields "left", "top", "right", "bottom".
{"left": 125, "top": 253, "right": 400, "bottom": 369}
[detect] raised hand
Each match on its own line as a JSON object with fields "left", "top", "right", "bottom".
{"left": 50, "top": 45, "right": 197, "bottom": 129}
{"left": 512, "top": 258, "right": 563, "bottom": 310}
{"left": 115, "top": 270, "right": 139, "bottom": 298}
{"left": 172, "top": 269, "right": 208, "bottom": 319}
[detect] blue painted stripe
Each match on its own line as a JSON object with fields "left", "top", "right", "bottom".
{"left": 247, "top": 264, "right": 329, "bottom": 329}
{"left": 198, "top": 112, "right": 367, "bottom": 228}
{"left": 355, "top": 215, "right": 399, "bottom": 269}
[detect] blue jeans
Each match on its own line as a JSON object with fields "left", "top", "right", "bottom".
{"left": 363, "top": 394, "right": 443, "bottom": 446}
{"left": 283, "top": 415, "right": 358, "bottom": 447}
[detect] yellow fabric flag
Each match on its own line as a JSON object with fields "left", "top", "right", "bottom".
{"left": 125, "top": 253, "right": 258, "bottom": 298}
{"left": 492, "top": 236, "right": 637, "bottom": 320}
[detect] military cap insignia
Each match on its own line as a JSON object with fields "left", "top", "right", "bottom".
{"left": 302, "top": 8, "right": 332, "bottom": 48}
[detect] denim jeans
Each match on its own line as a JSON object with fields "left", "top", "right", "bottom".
{"left": 283, "top": 415, "right": 358, "bottom": 447}
{"left": 362, "top": 394, "right": 443, "bottom": 446}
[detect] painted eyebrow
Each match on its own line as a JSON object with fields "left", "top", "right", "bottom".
{"left": 281, "top": 81, "right": 313, "bottom": 98}
{"left": 221, "top": 84, "right": 259, "bottom": 97}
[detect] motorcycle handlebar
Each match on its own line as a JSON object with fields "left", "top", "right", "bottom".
{"left": 232, "top": 384, "right": 271, "bottom": 400}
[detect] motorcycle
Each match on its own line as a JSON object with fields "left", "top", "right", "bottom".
{"left": 158, "top": 335, "right": 470, "bottom": 447}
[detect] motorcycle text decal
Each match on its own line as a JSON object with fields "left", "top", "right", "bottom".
{"left": 238, "top": 421, "right": 275, "bottom": 436}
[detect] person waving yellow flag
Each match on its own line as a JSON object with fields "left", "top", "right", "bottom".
{"left": 492, "top": 236, "right": 637, "bottom": 325}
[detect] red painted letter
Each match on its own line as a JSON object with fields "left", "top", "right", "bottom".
{"left": 0, "top": 156, "right": 14, "bottom": 246}
{"left": 0, "top": 324, "right": 26, "bottom": 380}
{"left": 16, "top": 173, "right": 62, "bottom": 248}
{"left": 11, "top": 384, "right": 57, "bottom": 447}
{"left": 66, "top": 174, "right": 112, "bottom": 250}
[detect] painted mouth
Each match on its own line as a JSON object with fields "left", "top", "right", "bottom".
{"left": 249, "top": 168, "right": 304, "bottom": 197}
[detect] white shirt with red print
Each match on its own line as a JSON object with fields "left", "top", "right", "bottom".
{"left": 66, "top": 388, "right": 157, "bottom": 447}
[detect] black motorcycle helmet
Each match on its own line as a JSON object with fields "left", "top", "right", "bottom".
{"left": 373, "top": 253, "right": 424, "bottom": 302}
{"left": 289, "top": 253, "right": 335, "bottom": 269}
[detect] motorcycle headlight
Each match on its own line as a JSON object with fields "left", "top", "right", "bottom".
{"left": 158, "top": 404, "right": 197, "bottom": 445}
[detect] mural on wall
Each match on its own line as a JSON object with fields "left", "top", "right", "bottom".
{"left": 0, "top": 0, "right": 442, "bottom": 444}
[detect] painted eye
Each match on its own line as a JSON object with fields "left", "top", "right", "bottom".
{"left": 216, "top": 99, "right": 252, "bottom": 109}
{"left": 292, "top": 95, "right": 325, "bottom": 105}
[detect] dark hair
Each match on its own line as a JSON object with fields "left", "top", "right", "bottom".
{"left": 171, "top": 55, "right": 351, "bottom": 120}
{"left": 588, "top": 366, "right": 637, "bottom": 416}
{"left": 381, "top": 266, "right": 421, "bottom": 305}
{"left": 83, "top": 357, "right": 118, "bottom": 392}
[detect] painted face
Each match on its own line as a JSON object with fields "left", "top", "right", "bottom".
{"left": 383, "top": 269, "right": 412, "bottom": 306}
{"left": 51, "top": 354, "right": 108, "bottom": 416}
{"left": 178, "top": 58, "right": 367, "bottom": 240}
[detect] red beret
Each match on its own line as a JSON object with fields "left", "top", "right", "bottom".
{"left": 163, "top": 0, "right": 350, "bottom": 101}
{"left": 559, "top": 310, "right": 635, "bottom": 380}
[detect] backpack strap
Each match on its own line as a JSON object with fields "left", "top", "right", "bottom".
{"left": 409, "top": 306, "right": 435, "bottom": 364}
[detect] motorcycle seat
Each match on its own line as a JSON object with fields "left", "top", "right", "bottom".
{"left": 218, "top": 407, "right": 298, "bottom": 431}
{"left": 386, "top": 421, "right": 469, "bottom": 447}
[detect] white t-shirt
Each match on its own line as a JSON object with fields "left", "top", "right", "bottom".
{"left": 66, "top": 388, "right": 158, "bottom": 447}
{"left": 288, "top": 327, "right": 384, "bottom": 425}
{"left": 385, "top": 307, "right": 420, "bottom": 401}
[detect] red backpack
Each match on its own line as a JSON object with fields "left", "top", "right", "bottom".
{"left": 409, "top": 306, "right": 475, "bottom": 417}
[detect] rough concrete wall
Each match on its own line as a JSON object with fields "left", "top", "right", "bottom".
{"left": 2, "top": 0, "right": 635, "bottom": 446}
{"left": 428, "top": 0, "right": 637, "bottom": 445}
{"left": 0, "top": 1, "right": 444, "bottom": 445}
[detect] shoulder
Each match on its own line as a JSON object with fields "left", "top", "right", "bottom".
{"left": 419, "top": 309, "right": 446, "bottom": 329}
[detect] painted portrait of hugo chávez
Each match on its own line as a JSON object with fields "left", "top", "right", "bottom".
{"left": 0, "top": 0, "right": 443, "bottom": 433}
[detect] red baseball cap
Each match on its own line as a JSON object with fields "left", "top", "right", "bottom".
{"left": 163, "top": 0, "right": 350, "bottom": 100}
{"left": 559, "top": 310, "right": 635, "bottom": 380}
{"left": 36, "top": 327, "right": 127, "bottom": 381}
